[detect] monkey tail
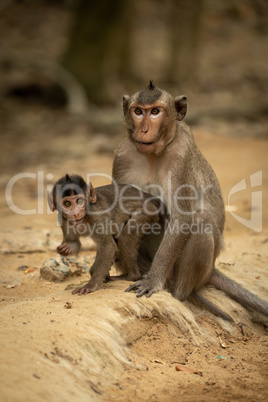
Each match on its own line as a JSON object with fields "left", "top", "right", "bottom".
{"left": 209, "top": 269, "right": 268, "bottom": 317}
{"left": 190, "top": 291, "right": 233, "bottom": 322}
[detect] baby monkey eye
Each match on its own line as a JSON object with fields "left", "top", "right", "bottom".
{"left": 134, "top": 108, "right": 143, "bottom": 115}
{"left": 63, "top": 200, "right": 71, "bottom": 208}
{"left": 151, "top": 108, "right": 160, "bottom": 115}
{"left": 77, "top": 197, "right": 84, "bottom": 205}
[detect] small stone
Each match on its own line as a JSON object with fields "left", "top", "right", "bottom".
{"left": 40, "top": 265, "right": 65, "bottom": 282}
{"left": 39, "top": 256, "right": 92, "bottom": 282}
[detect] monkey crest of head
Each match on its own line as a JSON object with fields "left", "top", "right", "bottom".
{"left": 47, "top": 174, "right": 97, "bottom": 223}
{"left": 122, "top": 81, "right": 187, "bottom": 155}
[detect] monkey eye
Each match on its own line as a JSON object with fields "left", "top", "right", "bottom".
{"left": 151, "top": 108, "right": 160, "bottom": 115}
{"left": 134, "top": 108, "right": 143, "bottom": 115}
{"left": 63, "top": 200, "right": 71, "bottom": 208}
{"left": 77, "top": 197, "right": 84, "bottom": 205}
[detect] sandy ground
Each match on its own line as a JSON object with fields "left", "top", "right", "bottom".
{"left": 0, "top": 126, "right": 268, "bottom": 401}
{"left": 0, "top": 2, "right": 268, "bottom": 400}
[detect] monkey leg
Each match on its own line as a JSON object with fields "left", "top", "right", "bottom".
{"left": 171, "top": 233, "right": 231, "bottom": 320}
{"left": 72, "top": 239, "right": 117, "bottom": 295}
{"left": 136, "top": 229, "right": 164, "bottom": 276}
{"left": 114, "top": 214, "right": 156, "bottom": 281}
{"left": 114, "top": 239, "right": 141, "bottom": 282}
{"left": 171, "top": 210, "right": 222, "bottom": 300}
{"left": 170, "top": 215, "right": 233, "bottom": 320}
{"left": 125, "top": 210, "right": 227, "bottom": 318}
{"left": 172, "top": 230, "right": 215, "bottom": 301}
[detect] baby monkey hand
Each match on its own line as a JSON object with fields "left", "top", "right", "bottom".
{"left": 57, "top": 242, "right": 72, "bottom": 255}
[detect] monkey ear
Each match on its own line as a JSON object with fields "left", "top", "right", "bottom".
{"left": 174, "top": 95, "right": 187, "bottom": 121}
{"left": 89, "top": 182, "right": 97, "bottom": 204}
{"left": 47, "top": 191, "right": 56, "bottom": 212}
{"left": 122, "top": 95, "right": 130, "bottom": 116}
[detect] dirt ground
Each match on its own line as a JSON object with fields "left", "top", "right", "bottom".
{"left": 0, "top": 3, "right": 268, "bottom": 400}
{"left": 0, "top": 119, "right": 268, "bottom": 401}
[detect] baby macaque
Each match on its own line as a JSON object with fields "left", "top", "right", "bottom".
{"left": 47, "top": 174, "right": 165, "bottom": 295}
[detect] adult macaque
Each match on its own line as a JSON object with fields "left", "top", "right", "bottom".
{"left": 47, "top": 174, "right": 164, "bottom": 295}
{"left": 112, "top": 81, "right": 268, "bottom": 319}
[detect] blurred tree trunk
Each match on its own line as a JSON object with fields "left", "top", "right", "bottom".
{"left": 165, "top": 0, "right": 203, "bottom": 89}
{"left": 62, "top": 0, "right": 132, "bottom": 105}
{"left": 62, "top": 0, "right": 204, "bottom": 104}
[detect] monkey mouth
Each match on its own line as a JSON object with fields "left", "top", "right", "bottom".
{"left": 135, "top": 140, "right": 154, "bottom": 146}
{"left": 75, "top": 218, "right": 84, "bottom": 223}
{"left": 68, "top": 217, "right": 85, "bottom": 224}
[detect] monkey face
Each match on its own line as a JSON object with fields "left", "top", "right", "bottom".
{"left": 123, "top": 83, "right": 187, "bottom": 156}
{"left": 129, "top": 103, "right": 175, "bottom": 155}
{"left": 60, "top": 195, "right": 87, "bottom": 222}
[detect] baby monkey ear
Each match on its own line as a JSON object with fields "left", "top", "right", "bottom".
{"left": 89, "top": 182, "right": 97, "bottom": 204}
{"left": 47, "top": 191, "right": 56, "bottom": 212}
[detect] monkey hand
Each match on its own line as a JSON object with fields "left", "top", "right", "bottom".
{"left": 125, "top": 277, "right": 163, "bottom": 298}
{"left": 72, "top": 280, "right": 99, "bottom": 295}
{"left": 57, "top": 242, "right": 73, "bottom": 255}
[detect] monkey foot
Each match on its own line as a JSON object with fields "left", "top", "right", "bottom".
{"left": 72, "top": 283, "right": 98, "bottom": 295}
{"left": 125, "top": 278, "right": 160, "bottom": 298}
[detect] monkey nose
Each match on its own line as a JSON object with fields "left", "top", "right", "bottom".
{"left": 141, "top": 126, "right": 149, "bottom": 134}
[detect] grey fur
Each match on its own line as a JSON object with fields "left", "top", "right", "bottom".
{"left": 48, "top": 175, "right": 165, "bottom": 295}
{"left": 113, "top": 84, "right": 268, "bottom": 320}
{"left": 137, "top": 82, "right": 162, "bottom": 105}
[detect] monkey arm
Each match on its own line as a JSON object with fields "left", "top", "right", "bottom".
{"left": 58, "top": 225, "right": 82, "bottom": 256}
{"left": 57, "top": 239, "right": 82, "bottom": 256}
{"left": 72, "top": 238, "right": 117, "bottom": 295}
{"left": 57, "top": 242, "right": 73, "bottom": 255}
{"left": 57, "top": 232, "right": 82, "bottom": 256}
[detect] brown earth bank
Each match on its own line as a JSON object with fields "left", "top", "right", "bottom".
{"left": 0, "top": 124, "right": 268, "bottom": 401}
{"left": 1, "top": 1, "right": 268, "bottom": 400}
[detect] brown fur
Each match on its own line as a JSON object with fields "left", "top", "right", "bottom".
{"left": 113, "top": 82, "right": 268, "bottom": 321}
{"left": 48, "top": 174, "right": 165, "bottom": 295}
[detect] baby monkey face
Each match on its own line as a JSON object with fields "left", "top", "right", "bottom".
{"left": 60, "top": 195, "right": 87, "bottom": 221}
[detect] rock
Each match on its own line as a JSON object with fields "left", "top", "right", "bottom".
{"left": 40, "top": 265, "right": 65, "bottom": 282}
{"left": 40, "top": 256, "right": 93, "bottom": 282}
